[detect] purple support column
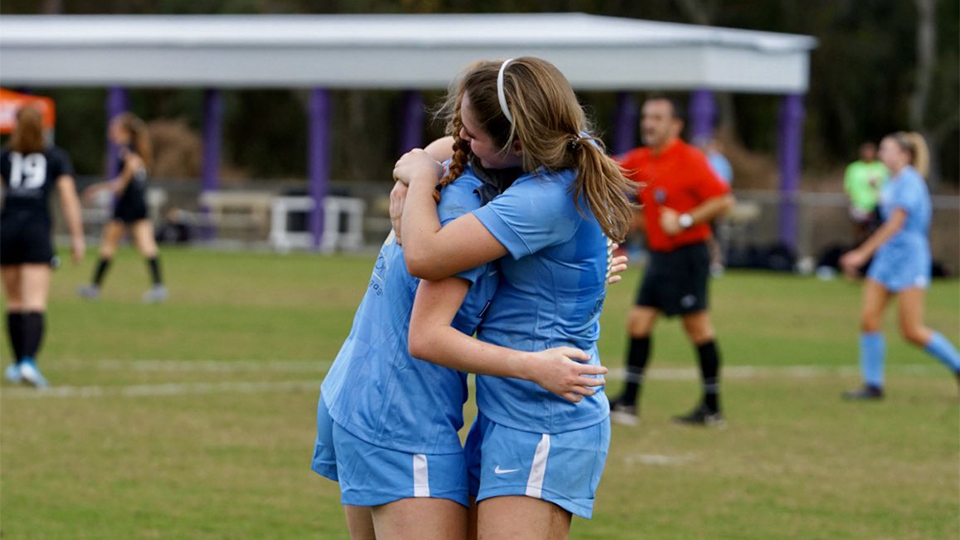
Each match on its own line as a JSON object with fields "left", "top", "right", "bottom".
{"left": 201, "top": 89, "right": 224, "bottom": 240}
{"left": 611, "top": 92, "right": 638, "bottom": 155}
{"left": 308, "top": 88, "right": 332, "bottom": 250}
{"left": 202, "top": 89, "right": 223, "bottom": 193}
{"left": 777, "top": 94, "right": 805, "bottom": 249}
{"left": 688, "top": 89, "right": 716, "bottom": 144}
{"left": 105, "top": 86, "right": 129, "bottom": 177}
{"left": 398, "top": 90, "right": 424, "bottom": 154}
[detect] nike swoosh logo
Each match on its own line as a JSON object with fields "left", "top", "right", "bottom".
{"left": 494, "top": 466, "right": 519, "bottom": 475}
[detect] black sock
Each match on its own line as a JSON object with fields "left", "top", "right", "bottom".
{"left": 620, "top": 336, "right": 651, "bottom": 408}
{"left": 147, "top": 257, "right": 162, "bottom": 286}
{"left": 93, "top": 257, "right": 112, "bottom": 286}
{"left": 21, "top": 311, "right": 45, "bottom": 361}
{"left": 696, "top": 340, "right": 721, "bottom": 412}
{"left": 6, "top": 311, "right": 25, "bottom": 364}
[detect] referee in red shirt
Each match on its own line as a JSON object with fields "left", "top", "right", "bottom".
{"left": 610, "top": 95, "right": 734, "bottom": 426}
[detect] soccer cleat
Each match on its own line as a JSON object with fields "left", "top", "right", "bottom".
{"left": 673, "top": 404, "right": 724, "bottom": 427}
{"left": 842, "top": 385, "right": 884, "bottom": 401}
{"left": 77, "top": 284, "right": 100, "bottom": 300}
{"left": 608, "top": 397, "right": 640, "bottom": 426}
{"left": 142, "top": 285, "right": 168, "bottom": 304}
{"left": 4, "top": 363, "right": 22, "bottom": 384}
{"left": 18, "top": 359, "right": 49, "bottom": 389}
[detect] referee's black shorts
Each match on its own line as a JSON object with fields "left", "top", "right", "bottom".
{"left": 0, "top": 213, "right": 54, "bottom": 266}
{"left": 635, "top": 241, "right": 711, "bottom": 317}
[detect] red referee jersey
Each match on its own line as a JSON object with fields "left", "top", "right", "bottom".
{"left": 618, "top": 139, "right": 731, "bottom": 252}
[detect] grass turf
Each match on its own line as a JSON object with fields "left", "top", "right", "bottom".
{"left": 1, "top": 247, "right": 957, "bottom": 539}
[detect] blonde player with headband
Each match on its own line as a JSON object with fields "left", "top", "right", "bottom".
{"left": 840, "top": 132, "right": 960, "bottom": 399}
{"left": 313, "top": 64, "right": 630, "bottom": 538}
{"left": 394, "top": 57, "right": 635, "bottom": 539}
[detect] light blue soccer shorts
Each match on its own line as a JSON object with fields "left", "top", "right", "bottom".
{"left": 311, "top": 397, "right": 470, "bottom": 507}
{"left": 463, "top": 411, "right": 611, "bottom": 519}
{"left": 866, "top": 248, "right": 931, "bottom": 292}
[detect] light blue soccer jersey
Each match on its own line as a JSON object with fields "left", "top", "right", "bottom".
{"left": 320, "top": 167, "right": 498, "bottom": 455}
{"left": 868, "top": 165, "right": 932, "bottom": 290}
{"left": 471, "top": 169, "right": 610, "bottom": 434}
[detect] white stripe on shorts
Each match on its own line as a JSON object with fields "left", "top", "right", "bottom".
{"left": 413, "top": 454, "right": 430, "bottom": 497}
{"left": 525, "top": 434, "right": 551, "bottom": 499}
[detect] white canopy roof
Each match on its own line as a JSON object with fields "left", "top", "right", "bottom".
{"left": 0, "top": 13, "right": 817, "bottom": 93}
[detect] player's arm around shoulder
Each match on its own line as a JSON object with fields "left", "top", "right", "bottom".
{"left": 408, "top": 276, "right": 607, "bottom": 403}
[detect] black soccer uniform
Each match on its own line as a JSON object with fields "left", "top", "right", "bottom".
{"left": 0, "top": 147, "right": 74, "bottom": 266}
{"left": 112, "top": 148, "right": 149, "bottom": 223}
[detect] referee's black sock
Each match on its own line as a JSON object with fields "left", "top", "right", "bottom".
{"left": 620, "top": 336, "right": 651, "bottom": 408}
{"left": 21, "top": 311, "right": 45, "bottom": 362}
{"left": 92, "top": 257, "right": 112, "bottom": 287}
{"left": 6, "top": 311, "right": 25, "bottom": 364}
{"left": 147, "top": 257, "right": 163, "bottom": 286}
{"left": 696, "top": 340, "right": 721, "bottom": 413}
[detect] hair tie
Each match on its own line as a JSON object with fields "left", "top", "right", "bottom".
{"left": 497, "top": 59, "right": 515, "bottom": 125}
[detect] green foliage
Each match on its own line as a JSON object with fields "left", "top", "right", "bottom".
{"left": 3, "top": 0, "right": 957, "bottom": 184}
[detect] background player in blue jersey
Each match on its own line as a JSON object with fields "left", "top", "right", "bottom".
{"left": 313, "top": 132, "right": 620, "bottom": 539}
{"left": 1, "top": 106, "right": 85, "bottom": 387}
{"left": 394, "top": 57, "right": 635, "bottom": 540}
{"left": 840, "top": 132, "right": 960, "bottom": 399}
{"left": 78, "top": 113, "right": 167, "bottom": 303}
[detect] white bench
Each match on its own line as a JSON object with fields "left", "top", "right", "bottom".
{"left": 269, "top": 195, "right": 366, "bottom": 253}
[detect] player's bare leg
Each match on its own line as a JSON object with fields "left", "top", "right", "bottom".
{"left": 79, "top": 220, "right": 125, "bottom": 299}
{"left": 343, "top": 505, "right": 376, "bottom": 540}
{"left": 132, "top": 219, "right": 166, "bottom": 302}
{"left": 477, "top": 496, "right": 571, "bottom": 540}
{"left": 844, "top": 279, "right": 891, "bottom": 400}
{"left": 371, "top": 498, "right": 466, "bottom": 540}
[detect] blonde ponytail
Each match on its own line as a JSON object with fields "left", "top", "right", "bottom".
{"left": 571, "top": 135, "right": 636, "bottom": 242}
{"left": 902, "top": 132, "right": 929, "bottom": 178}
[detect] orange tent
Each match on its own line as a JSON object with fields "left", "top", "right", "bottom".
{"left": 0, "top": 88, "right": 56, "bottom": 134}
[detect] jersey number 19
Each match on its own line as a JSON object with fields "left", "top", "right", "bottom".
{"left": 9, "top": 152, "right": 47, "bottom": 190}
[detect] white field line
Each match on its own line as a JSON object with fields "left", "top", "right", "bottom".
{"left": 55, "top": 359, "right": 334, "bottom": 372}
{"left": 0, "top": 362, "right": 938, "bottom": 400}
{"left": 51, "top": 359, "right": 937, "bottom": 377}
{"left": 1, "top": 380, "right": 320, "bottom": 399}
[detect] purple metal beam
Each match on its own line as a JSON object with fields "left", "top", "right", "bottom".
{"left": 398, "top": 90, "right": 424, "bottom": 155}
{"left": 308, "top": 88, "right": 332, "bottom": 250}
{"left": 777, "top": 94, "right": 805, "bottom": 249}
{"left": 202, "top": 89, "right": 223, "bottom": 193}
{"left": 611, "top": 91, "right": 638, "bottom": 155}
{"left": 106, "top": 86, "right": 128, "bottom": 177}
{"left": 200, "top": 89, "right": 224, "bottom": 240}
{"left": 688, "top": 89, "right": 716, "bottom": 144}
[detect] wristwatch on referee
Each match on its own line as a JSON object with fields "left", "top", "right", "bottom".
{"left": 678, "top": 213, "right": 694, "bottom": 229}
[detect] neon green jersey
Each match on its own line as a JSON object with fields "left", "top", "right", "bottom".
{"left": 844, "top": 160, "right": 888, "bottom": 212}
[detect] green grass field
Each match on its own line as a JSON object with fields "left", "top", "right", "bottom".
{"left": 2, "top": 247, "right": 958, "bottom": 539}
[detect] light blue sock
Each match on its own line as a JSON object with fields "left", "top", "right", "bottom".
{"left": 860, "top": 332, "right": 885, "bottom": 388}
{"left": 924, "top": 332, "right": 960, "bottom": 373}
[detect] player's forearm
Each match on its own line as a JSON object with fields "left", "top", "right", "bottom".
{"left": 408, "top": 322, "right": 531, "bottom": 380}
{"left": 423, "top": 136, "right": 456, "bottom": 163}
{"left": 857, "top": 214, "right": 903, "bottom": 258}
{"left": 401, "top": 177, "right": 448, "bottom": 278}
{"left": 690, "top": 194, "right": 735, "bottom": 224}
{"left": 58, "top": 179, "right": 85, "bottom": 239}
{"left": 110, "top": 174, "right": 132, "bottom": 194}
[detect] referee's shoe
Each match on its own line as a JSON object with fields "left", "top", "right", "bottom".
{"left": 673, "top": 403, "right": 724, "bottom": 427}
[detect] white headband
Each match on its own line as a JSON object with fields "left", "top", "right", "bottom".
{"left": 497, "top": 58, "right": 515, "bottom": 125}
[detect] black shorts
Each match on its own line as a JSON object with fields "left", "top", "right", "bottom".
{"left": 113, "top": 199, "right": 148, "bottom": 224}
{"left": 635, "top": 242, "right": 711, "bottom": 317}
{"left": 0, "top": 214, "right": 54, "bottom": 266}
